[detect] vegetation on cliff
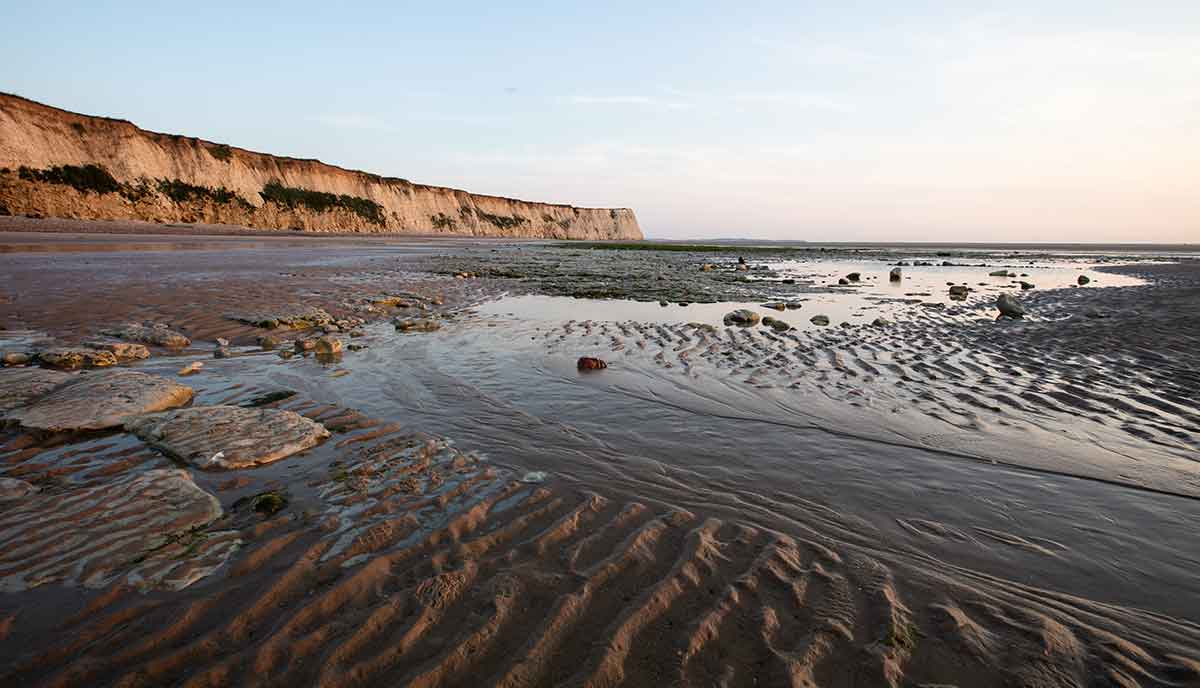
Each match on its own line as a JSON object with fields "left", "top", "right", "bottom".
{"left": 18, "top": 164, "right": 121, "bottom": 195}
{"left": 259, "top": 181, "right": 386, "bottom": 226}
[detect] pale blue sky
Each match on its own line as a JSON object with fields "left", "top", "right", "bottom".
{"left": 4, "top": 1, "right": 1197, "bottom": 241}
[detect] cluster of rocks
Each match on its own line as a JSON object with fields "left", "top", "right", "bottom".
{"left": 2, "top": 340, "right": 152, "bottom": 370}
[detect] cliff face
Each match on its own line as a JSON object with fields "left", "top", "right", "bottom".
{"left": 0, "top": 94, "right": 643, "bottom": 239}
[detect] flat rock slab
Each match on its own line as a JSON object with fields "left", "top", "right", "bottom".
{"left": 228, "top": 305, "right": 334, "bottom": 329}
{"left": 0, "top": 368, "right": 74, "bottom": 413}
{"left": 127, "top": 405, "right": 330, "bottom": 469}
{"left": 101, "top": 322, "right": 191, "bottom": 348}
{"left": 6, "top": 370, "right": 194, "bottom": 431}
{"left": 0, "top": 468, "right": 233, "bottom": 591}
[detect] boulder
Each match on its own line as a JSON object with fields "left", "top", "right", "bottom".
{"left": 767, "top": 319, "right": 792, "bottom": 332}
{"left": 395, "top": 318, "right": 441, "bottom": 333}
{"left": 36, "top": 347, "right": 118, "bottom": 370}
{"left": 1019, "top": 281, "right": 1036, "bottom": 290}
{"left": 997, "top": 293, "right": 1026, "bottom": 319}
{"left": 871, "top": 317, "right": 892, "bottom": 327}
{"left": 577, "top": 357, "right": 607, "bottom": 371}
{"left": 838, "top": 278, "right": 850, "bottom": 285}
{"left": 890, "top": 267, "right": 902, "bottom": 281}
{"left": 846, "top": 272, "right": 861, "bottom": 281}
{"left": 6, "top": 370, "right": 193, "bottom": 432}
{"left": 989, "top": 270, "right": 1013, "bottom": 277}
{"left": 85, "top": 341, "right": 151, "bottom": 361}
{"left": 314, "top": 336, "right": 343, "bottom": 354}
{"left": 810, "top": 315, "right": 830, "bottom": 326}
{"left": 126, "top": 405, "right": 330, "bottom": 469}
{"left": 761, "top": 302, "right": 787, "bottom": 311}
{"left": 101, "top": 322, "right": 190, "bottom": 348}
{"left": 723, "top": 309, "right": 760, "bottom": 327}
{"left": 948, "top": 285, "right": 969, "bottom": 298}
{"left": 257, "top": 335, "right": 281, "bottom": 350}
{"left": 1078, "top": 275, "right": 1091, "bottom": 285}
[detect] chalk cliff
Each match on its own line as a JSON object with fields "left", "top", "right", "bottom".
{"left": 0, "top": 93, "right": 643, "bottom": 239}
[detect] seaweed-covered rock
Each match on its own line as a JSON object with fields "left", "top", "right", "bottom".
{"left": 723, "top": 309, "right": 760, "bottom": 327}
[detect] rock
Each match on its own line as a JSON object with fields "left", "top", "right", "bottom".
{"left": 737, "top": 256, "right": 746, "bottom": 265}
{"left": 0, "top": 468, "right": 233, "bottom": 592}
{"left": 890, "top": 267, "right": 902, "bottom": 281}
{"left": 846, "top": 272, "right": 861, "bottom": 281}
{"left": 6, "top": 370, "right": 194, "bottom": 432}
{"left": 838, "top": 278, "right": 850, "bottom": 285}
{"left": 0, "top": 368, "right": 73, "bottom": 413}
{"left": 723, "top": 309, "right": 760, "bottom": 327}
{"left": 1019, "top": 281, "right": 1036, "bottom": 290}
{"left": 1078, "top": 275, "right": 1091, "bottom": 285}
{"left": 1084, "top": 308, "right": 1109, "bottom": 319}
{"left": 0, "top": 477, "right": 37, "bottom": 500}
{"left": 228, "top": 305, "right": 334, "bottom": 330}
{"left": 178, "top": 361, "right": 204, "bottom": 375}
{"left": 37, "top": 347, "right": 118, "bottom": 370}
{"left": 810, "top": 315, "right": 830, "bottom": 326}
{"left": 395, "top": 318, "right": 441, "bottom": 332}
{"left": 767, "top": 319, "right": 792, "bottom": 332}
{"left": 213, "top": 347, "right": 232, "bottom": 359}
{"left": 762, "top": 316, "right": 775, "bottom": 326}
{"left": 989, "top": 270, "right": 1013, "bottom": 277}
{"left": 349, "top": 330, "right": 365, "bottom": 338}
{"left": 294, "top": 339, "right": 316, "bottom": 352}
{"left": 101, "top": 322, "right": 191, "bottom": 348}
{"left": 700, "top": 264, "right": 716, "bottom": 272}
{"left": 314, "top": 336, "right": 343, "bottom": 354}
{"left": 761, "top": 302, "right": 787, "bottom": 311}
{"left": 347, "top": 343, "right": 367, "bottom": 351}
{"left": 257, "top": 335, "right": 281, "bottom": 350}
{"left": 948, "top": 285, "right": 969, "bottom": 298}
{"left": 736, "top": 263, "right": 749, "bottom": 272}
{"left": 126, "top": 405, "right": 330, "bottom": 469}
{"left": 521, "top": 471, "right": 548, "bottom": 483}
{"left": 997, "top": 293, "right": 1026, "bottom": 319}
{"left": 785, "top": 301, "right": 803, "bottom": 310}
{"left": 85, "top": 341, "right": 150, "bottom": 361}
{"left": 1, "top": 351, "right": 30, "bottom": 366}
{"left": 871, "top": 317, "right": 892, "bottom": 327}
{"left": 577, "top": 357, "right": 608, "bottom": 371}
{"left": 215, "top": 338, "right": 230, "bottom": 347}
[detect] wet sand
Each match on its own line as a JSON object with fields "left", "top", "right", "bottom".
{"left": 1, "top": 227, "right": 1199, "bottom": 687}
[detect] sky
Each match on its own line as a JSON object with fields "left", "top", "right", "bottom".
{"left": 3, "top": 1, "right": 1197, "bottom": 242}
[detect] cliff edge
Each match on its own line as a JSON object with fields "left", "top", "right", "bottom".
{"left": 0, "top": 93, "right": 643, "bottom": 239}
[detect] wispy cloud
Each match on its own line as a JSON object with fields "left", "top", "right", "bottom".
{"left": 562, "top": 94, "right": 692, "bottom": 110}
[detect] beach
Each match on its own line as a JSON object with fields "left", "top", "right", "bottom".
{"left": 1, "top": 220, "right": 1198, "bottom": 687}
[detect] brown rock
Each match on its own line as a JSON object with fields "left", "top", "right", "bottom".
{"left": 126, "top": 405, "right": 330, "bottom": 469}
{"left": 101, "top": 322, "right": 190, "bottom": 348}
{"left": 6, "top": 370, "right": 194, "bottom": 431}
{"left": 577, "top": 357, "right": 608, "bottom": 371}
{"left": 314, "top": 336, "right": 343, "bottom": 354}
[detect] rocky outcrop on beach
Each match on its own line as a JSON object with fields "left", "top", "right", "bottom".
{"left": 126, "top": 405, "right": 330, "bottom": 469}
{"left": 0, "top": 93, "right": 643, "bottom": 239}
{"left": 6, "top": 370, "right": 193, "bottom": 431}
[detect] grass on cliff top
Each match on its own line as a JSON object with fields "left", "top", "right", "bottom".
{"left": 260, "top": 181, "right": 386, "bottom": 226}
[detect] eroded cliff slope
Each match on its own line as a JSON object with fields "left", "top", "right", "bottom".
{"left": 0, "top": 93, "right": 642, "bottom": 239}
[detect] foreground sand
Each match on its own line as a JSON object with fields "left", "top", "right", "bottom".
{"left": 1, "top": 227, "right": 1198, "bottom": 687}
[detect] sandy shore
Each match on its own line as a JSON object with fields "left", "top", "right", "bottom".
{"left": 1, "top": 227, "right": 1198, "bottom": 687}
